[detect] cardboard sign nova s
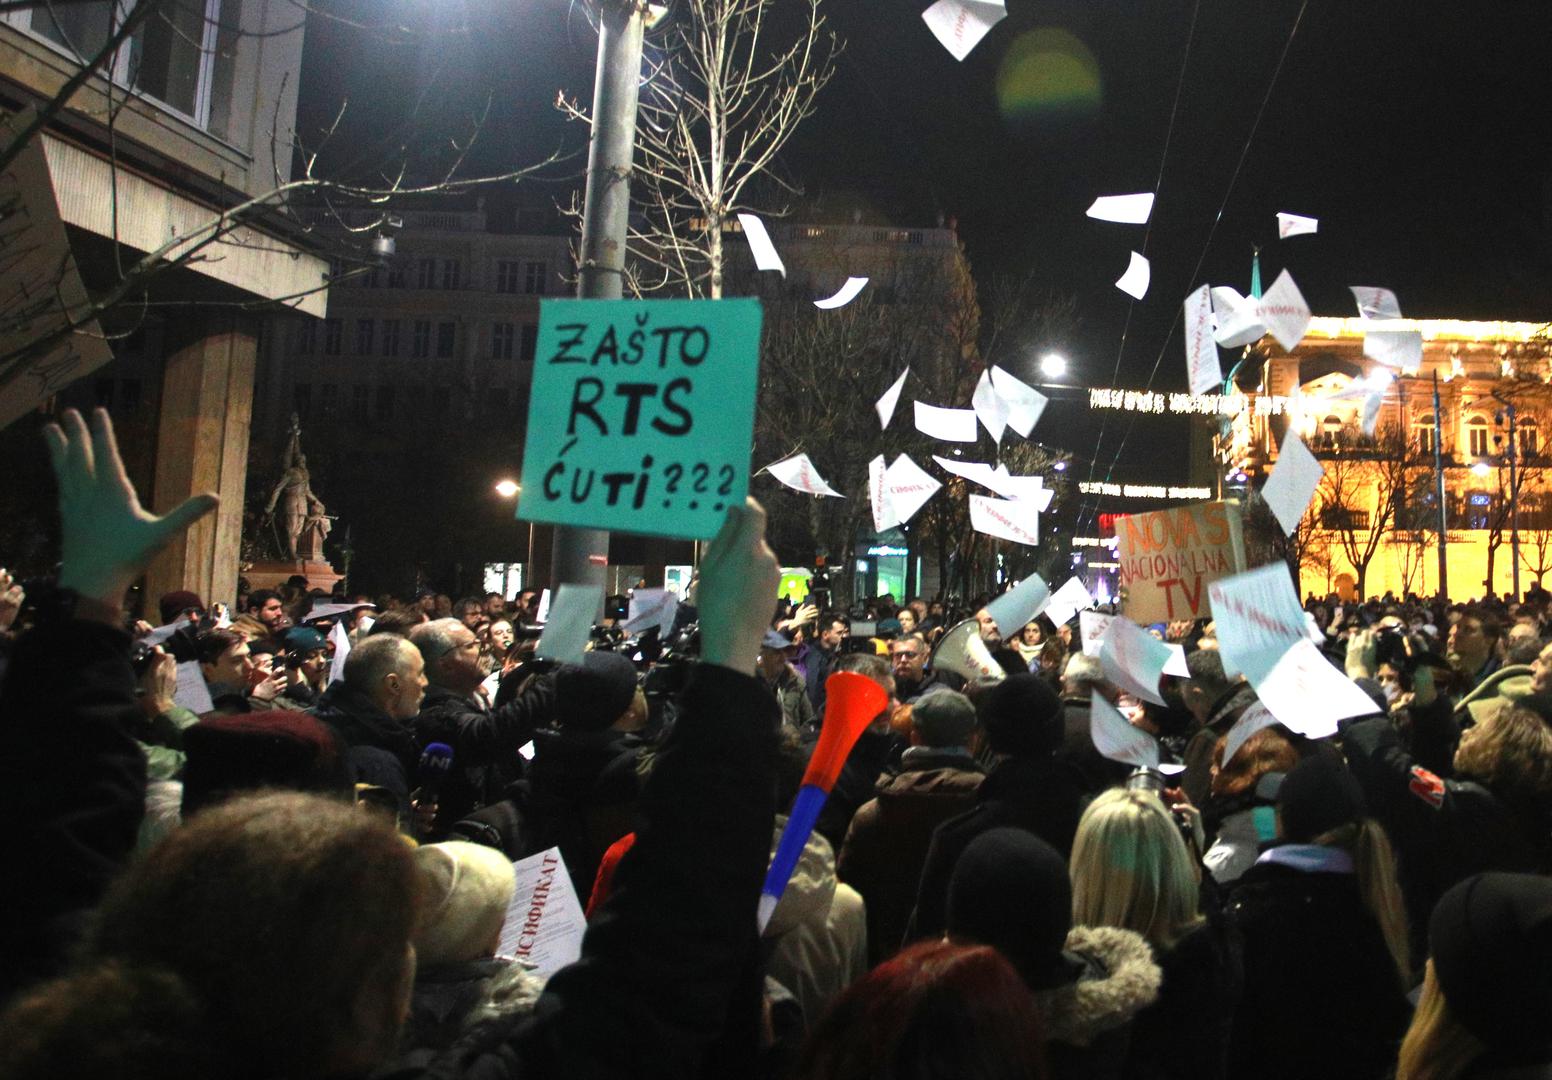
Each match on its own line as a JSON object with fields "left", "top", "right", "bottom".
{"left": 1116, "top": 500, "right": 1245, "bottom": 624}
{"left": 518, "top": 298, "right": 763, "bottom": 541}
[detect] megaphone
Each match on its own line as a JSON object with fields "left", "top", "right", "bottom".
{"left": 933, "top": 618, "right": 1006, "bottom": 684}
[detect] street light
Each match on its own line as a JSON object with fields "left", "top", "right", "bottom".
{"left": 494, "top": 479, "right": 520, "bottom": 499}
{"left": 1471, "top": 462, "right": 1492, "bottom": 478}
{"left": 1040, "top": 352, "right": 1068, "bottom": 380}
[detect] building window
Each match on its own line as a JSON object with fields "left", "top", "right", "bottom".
{"left": 1467, "top": 415, "right": 1490, "bottom": 457}
{"left": 412, "top": 320, "right": 431, "bottom": 359}
{"left": 296, "top": 320, "right": 316, "bottom": 355}
{"left": 355, "top": 319, "right": 374, "bottom": 356}
{"left": 1321, "top": 415, "right": 1342, "bottom": 450}
{"left": 376, "top": 385, "right": 395, "bottom": 422}
{"left": 382, "top": 319, "right": 401, "bottom": 358}
{"left": 431, "top": 386, "right": 450, "bottom": 416}
{"left": 1465, "top": 491, "right": 1492, "bottom": 530}
{"left": 323, "top": 318, "right": 342, "bottom": 357}
{"left": 436, "top": 321, "right": 456, "bottom": 358}
{"left": 523, "top": 261, "right": 547, "bottom": 295}
{"left": 320, "top": 384, "right": 338, "bottom": 417}
{"left": 442, "top": 259, "right": 460, "bottom": 290}
{"left": 496, "top": 260, "right": 520, "bottom": 294}
{"left": 1414, "top": 420, "right": 1435, "bottom": 455}
{"left": 294, "top": 383, "right": 312, "bottom": 421}
{"left": 1520, "top": 420, "right": 1539, "bottom": 458}
{"left": 418, "top": 258, "right": 436, "bottom": 289}
{"left": 492, "top": 322, "right": 515, "bottom": 360}
{"left": 352, "top": 386, "right": 369, "bottom": 421}
{"left": 387, "top": 261, "right": 406, "bottom": 288}
{"left": 520, "top": 323, "right": 538, "bottom": 363}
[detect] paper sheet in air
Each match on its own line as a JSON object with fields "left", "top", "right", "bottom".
{"left": 1164, "top": 643, "right": 1189, "bottom": 678}
{"left": 1044, "top": 577, "right": 1096, "bottom": 627}
{"left": 1087, "top": 193, "right": 1155, "bottom": 225}
{"left": 1091, "top": 691, "right": 1160, "bottom": 769}
{"left": 1080, "top": 611, "right": 1114, "bottom": 657}
{"left": 1098, "top": 615, "right": 1171, "bottom": 707}
{"left": 1350, "top": 286, "right": 1402, "bottom": 322}
{"left": 876, "top": 368, "right": 909, "bottom": 429}
{"left": 1257, "top": 269, "right": 1312, "bottom": 351}
{"left": 1115, "top": 251, "right": 1150, "bottom": 300}
{"left": 972, "top": 368, "right": 1009, "bottom": 443}
{"left": 497, "top": 846, "right": 587, "bottom": 979}
{"left": 1183, "top": 284, "right": 1223, "bottom": 395}
{"left": 1212, "top": 286, "right": 1267, "bottom": 349}
{"left": 989, "top": 366, "right": 1049, "bottom": 437}
{"left": 305, "top": 601, "right": 376, "bottom": 623}
{"left": 1260, "top": 427, "right": 1324, "bottom": 537}
{"left": 868, "top": 455, "right": 892, "bottom": 531}
{"left": 536, "top": 584, "right": 601, "bottom": 664}
{"left": 1361, "top": 391, "right": 1383, "bottom": 437}
{"left": 142, "top": 621, "right": 183, "bottom": 646}
{"left": 1251, "top": 638, "right": 1380, "bottom": 739}
{"left": 624, "top": 588, "right": 679, "bottom": 638}
{"left": 736, "top": 213, "right": 785, "bottom": 276}
{"left": 1276, "top": 212, "right": 1318, "bottom": 238}
{"left": 765, "top": 453, "right": 844, "bottom": 497}
{"left": 984, "top": 572, "right": 1051, "bottom": 637}
{"left": 1364, "top": 328, "right": 1422, "bottom": 371}
{"left": 920, "top": 0, "right": 1006, "bottom": 61}
{"left": 173, "top": 660, "right": 215, "bottom": 715}
{"left": 883, "top": 454, "right": 942, "bottom": 527}
{"left": 1222, "top": 702, "right": 1280, "bottom": 768}
{"left": 914, "top": 401, "right": 979, "bottom": 442}
{"left": 328, "top": 619, "right": 351, "bottom": 686}
{"left": 969, "top": 494, "right": 1040, "bottom": 545}
{"left": 813, "top": 276, "right": 869, "bottom": 310}
{"left": 1208, "top": 563, "right": 1309, "bottom": 683}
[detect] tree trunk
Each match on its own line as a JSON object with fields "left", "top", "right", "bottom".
{"left": 709, "top": 218, "right": 723, "bottom": 300}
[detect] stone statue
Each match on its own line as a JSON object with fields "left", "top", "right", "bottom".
{"left": 263, "top": 415, "right": 330, "bottom": 561}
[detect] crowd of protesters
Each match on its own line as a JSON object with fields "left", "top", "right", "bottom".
{"left": 3, "top": 409, "right": 1552, "bottom": 1080}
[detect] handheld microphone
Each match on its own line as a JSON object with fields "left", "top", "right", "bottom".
{"left": 415, "top": 742, "right": 455, "bottom": 803}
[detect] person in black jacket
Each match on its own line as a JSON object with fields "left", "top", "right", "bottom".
{"left": 0, "top": 485, "right": 786, "bottom": 1080}
{"left": 309, "top": 633, "right": 427, "bottom": 812}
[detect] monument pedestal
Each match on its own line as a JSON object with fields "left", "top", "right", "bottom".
{"left": 244, "top": 558, "right": 342, "bottom": 595}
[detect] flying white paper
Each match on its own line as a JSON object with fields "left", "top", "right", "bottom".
{"left": 1361, "top": 391, "right": 1383, "bottom": 437}
{"left": 535, "top": 583, "right": 601, "bottom": 665}
{"left": 876, "top": 367, "right": 909, "bottom": 429}
{"left": 969, "top": 494, "right": 1040, "bottom": 546}
{"left": 868, "top": 455, "right": 891, "bottom": 532}
{"left": 1183, "top": 284, "right": 1223, "bottom": 395}
{"left": 765, "top": 453, "right": 844, "bottom": 498}
{"left": 1208, "top": 563, "right": 1309, "bottom": 683}
{"left": 305, "top": 601, "right": 376, "bottom": 623}
{"left": 536, "top": 589, "right": 552, "bottom": 625}
{"left": 1164, "top": 643, "right": 1189, "bottom": 678}
{"left": 1045, "top": 577, "right": 1096, "bottom": 627}
{"left": 989, "top": 366, "right": 1050, "bottom": 437}
{"left": 993, "top": 466, "right": 1056, "bottom": 511}
{"left": 1098, "top": 615, "right": 1171, "bottom": 707}
{"left": 813, "top": 276, "right": 870, "bottom": 310}
{"left": 173, "top": 660, "right": 214, "bottom": 715}
{"left": 1260, "top": 427, "right": 1324, "bottom": 536}
{"left": 736, "top": 213, "right": 785, "bottom": 277}
{"left": 1087, "top": 192, "right": 1155, "bottom": 225}
{"left": 1091, "top": 691, "right": 1161, "bottom": 770}
{"left": 1350, "top": 286, "right": 1402, "bottom": 322}
{"left": 142, "top": 621, "right": 183, "bottom": 646}
{"left": 984, "top": 572, "right": 1052, "bottom": 637}
{"left": 624, "top": 588, "right": 679, "bottom": 639}
{"left": 1276, "top": 212, "right": 1319, "bottom": 238}
{"left": 1252, "top": 638, "right": 1380, "bottom": 738}
{"left": 1080, "top": 610, "right": 1114, "bottom": 658}
{"left": 1222, "top": 702, "right": 1280, "bottom": 768}
{"left": 920, "top": 0, "right": 1006, "bottom": 61}
{"left": 1211, "top": 286, "right": 1267, "bottom": 348}
{"left": 914, "top": 401, "right": 979, "bottom": 442}
{"left": 883, "top": 454, "right": 942, "bottom": 527}
{"left": 1364, "top": 328, "right": 1423, "bottom": 371}
{"left": 497, "top": 846, "right": 587, "bottom": 978}
{"left": 1257, "top": 269, "right": 1312, "bottom": 351}
{"left": 971, "top": 368, "right": 1010, "bottom": 443}
{"left": 328, "top": 619, "right": 351, "bottom": 686}
{"left": 1115, "top": 251, "right": 1150, "bottom": 300}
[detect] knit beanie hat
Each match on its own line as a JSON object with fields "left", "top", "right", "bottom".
{"left": 1275, "top": 754, "right": 1367, "bottom": 844}
{"left": 554, "top": 651, "right": 639, "bottom": 732}
{"left": 181, "top": 711, "right": 350, "bottom": 816}
{"left": 281, "top": 626, "right": 327, "bottom": 654}
{"left": 976, "top": 674, "right": 1062, "bottom": 757}
{"left": 413, "top": 841, "right": 518, "bottom": 966}
{"left": 947, "top": 827, "right": 1086, "bottom": 991}
{"left": 1430, "top": 872, "right": 1552, "bottom": 1062}
{"left": 158, "top": 590, "right": 204, "bottom": 624}
{"left": 911, "top": 688, "right": 977, "bottom": 748}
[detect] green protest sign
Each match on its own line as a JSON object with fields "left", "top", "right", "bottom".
{"left": 517, "top": 298, "right": 763, "bottom": 540}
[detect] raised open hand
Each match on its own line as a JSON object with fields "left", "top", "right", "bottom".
{"left": 44, "top": 409, "right": 218, "bottom": 609}
{"left": 698, "top": 499, "right": 781, "bottom": 677}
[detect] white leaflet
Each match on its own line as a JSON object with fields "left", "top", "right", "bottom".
{"left": 813, "top": 276, "right": 869, "bottom": 310}
{"left": 1184, "top": 284, "right": 1223, "bottom": 395}
{"left": 1098, "top": 615, "right": 1171, "bottom": 707}
{"left": 972, "top": 368, "right": 1009, "bottom": 443}
{"left": 1252, "top": 639, "right": 1380, "bottom": 739}
{"left": 984, "top": 572, "right": 1052, "bottom": 637}
{"left": 624, "top": 588, "right": 679, "bottom": 639}
{"left": 920, "top": 0, "right": 1007, "bottom": 61}
{"left": 914, "top": 401, "right": 979, "bottom": 442}
{"left": 1364, "top": 328, "right": 1423, "bottom": 371}
{"left": 882, "top": 454, "right": 942, "bottom": 527}
{"left": 765, "top": 453, "right": 844, "bottom": 497}
{"left": 1350, "top": 286, "right": 1402, "bottom": 321}
{"left": 875, "top": 367, "right": 910, "bottom": 429}
{"left": 535, "top": 584, "right": 601, "bottom": 664}
{"left": 1256, "top": 269, "right": 1312, "bottom": 351}
{"left": 1222, "top": 702, "right": 1280, "bottom": 768}
{"left": 989, "top": 365, "right": 1050, "bottom": 437}
{"left": 1086, "top": 192, "right": 1155, "bottom": 225}
{"left": 969, "top": 494, "right": 1040, "bottom": 545}
{"left": 1260, "top": 428, "right": 1324, "bottom": 536}
{"left": 868, "top": 454, "right": 892, "bottom": 531}
{"left": 1115, "top": 250, "right": 1150, "bottom": 300}
{"left": 736, "top": 213, "right": 785, "bottom": 276}
{"left": 1044, "top": 577, "right": 1096, "bottom": 627}
{"left": 1090, "top": 691, "right": 1160, "bottom": 769}
{"left": 1079, "top": 610, "right": 1114, "bottom": 657}
{"left": 1276, "top": 212, "right": 1319, "bottom": 238}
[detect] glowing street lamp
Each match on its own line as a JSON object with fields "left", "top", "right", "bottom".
{"left": 1471, "top": 462, "right": 1492, "bottom": 478}
{"left": 1039, "top": 352, "right": 1068, "bottom": 380}
{"left": 494, "top": 479, "right": 520, "bottom": 499}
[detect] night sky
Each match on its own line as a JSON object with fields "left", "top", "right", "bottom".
{"left": 298, "top": 0, "right": 1552, "bottom": 494}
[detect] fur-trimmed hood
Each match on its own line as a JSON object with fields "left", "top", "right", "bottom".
{"left": 1034, "top": 925, "right": 1161, "bottom": 1047}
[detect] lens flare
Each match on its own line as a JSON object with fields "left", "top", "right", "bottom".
{"left": 997, "top": 28, "right": 1102, "bottom": 131}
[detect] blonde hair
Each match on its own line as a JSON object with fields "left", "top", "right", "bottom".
{"left": 1454, "top": 704, "right": 1552, "bottom": 818}
{"left": 1396, "top": 960, "right": 1484, "bottom": 1080}
{"left": 1312, "top": 819, "right": 1411, "bottom": 989}
{"left": 1070, "top": 789, "right": 1204, "bottom": 949}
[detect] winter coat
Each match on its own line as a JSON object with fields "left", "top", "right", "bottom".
{"left": 310, "top": 680, "right": 419, "bottom": 810}
{"left": 514, "top": 727, "right": 643, "bottom": 895}
{"left": 415, "top": 678, "right": 556, "bottom": 834}
{"left": 813, "top": 727, "right": 900, "bottom": 849}
{"left": 907, "top": 752, "right": 1090, "bottom": 942}
{"left": 1122, "top": 917, "right": 1242, "bottom": 1080}
{"left": 761, "top": 815, "right": 868, "bottom": 1030}
{"left": 403, "top": 959, "right": 546, "bottom": 1056}
{"left": 760, "top": 663, "right": 816, "bottom": 734}
{"left": 804, "top": 644, "right": 841, "bottom": 713}
{"left": 1179, "top": 684, "right": 1258, "bottom": 807}
{"left": 1224, "top": 849, "right": 1412, "bottom": 1080}
{"left": 1057, "top": 695, "right": 1132, "bottom": 794}
{"left": 1038, "top": 925, "right": 1163, "bottom": 1080}
{"left": 837, "top": 747, "right": 984, "bottom": 963}
{"left": 1343, "top": 713, "right": 1552, "bottom": 962}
